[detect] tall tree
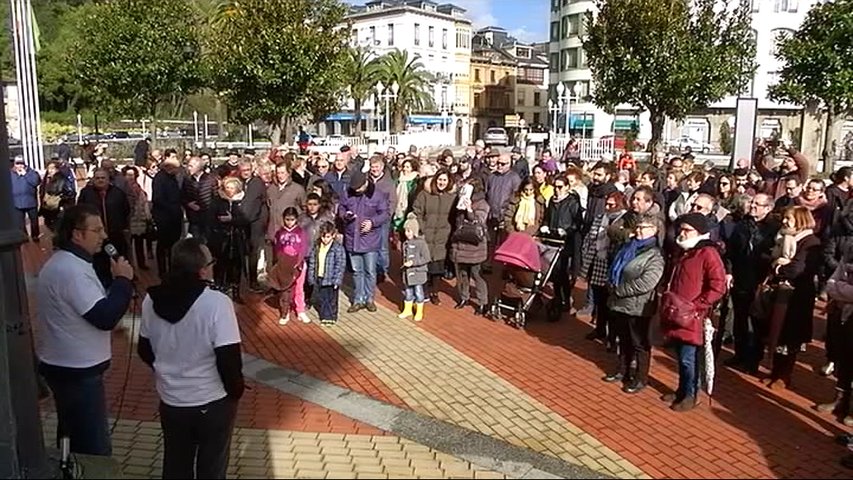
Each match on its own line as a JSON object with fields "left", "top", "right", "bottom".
{"left": 374, "top": 49, "right": 435, "bottom": 132}
{"left": 345, "top": 47, "right": 380, "bottom": 136}
{"left": 206, "top": 0, "right": 350, "bottom": 145}
{"left": 68, "top": 0, "right": 204, "bottom": 141}
{"left": 768, "top": 0, "right": 853, "bottom": 169}
{"left": 583, "top": 0, "right": 756, "bottom": 152}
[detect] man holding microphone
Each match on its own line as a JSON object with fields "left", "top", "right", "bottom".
{"left": 35, "top": 204, "right": 135, "bottom": 455}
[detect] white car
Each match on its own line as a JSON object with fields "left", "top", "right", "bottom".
{"left": 668, "top": 136, "right": 713, "bottom": 154}
{"left": 483, "top": 127, "right": 509, "bottom": 146}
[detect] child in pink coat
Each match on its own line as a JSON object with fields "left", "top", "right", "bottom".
{"left": 268, "top": 207, "right": 309, "bottom": 325}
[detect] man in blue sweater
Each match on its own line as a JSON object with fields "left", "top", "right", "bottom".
{"left": 10, "top": 156, "right": 42, "bottom": 241}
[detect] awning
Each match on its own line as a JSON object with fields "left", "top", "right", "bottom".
{"left": 324, "top": 112, "right": 356, "bottom": 121}
{"left": 408, "top": 115, "right": 453, "bottom": 125}
{"left": 571, "top": 114, "right": 593, "bottom": 129}
{"left": 613, "top": 119, "right": 638, "bottom": 130}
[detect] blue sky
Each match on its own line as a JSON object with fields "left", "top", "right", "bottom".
{"left": 347, "top": 1, "right": 549, "bottom": 43}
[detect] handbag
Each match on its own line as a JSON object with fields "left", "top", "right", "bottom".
{"left": 749, "top": 277, "right": 775, "bottom": 320}
{"left": 452, "top": 218, "right": 486, "bottom": 245}
{"left": 659, "top": 290, "right": 699, "bottom": 329}
{"left": 42, "top": 193, "right": 62, "bottom": 211}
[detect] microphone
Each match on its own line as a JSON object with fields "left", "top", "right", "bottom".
{"left": 104, "top": 243, "right": 120, "bottom": 260}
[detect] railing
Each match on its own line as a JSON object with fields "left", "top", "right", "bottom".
{"left": 549, "top": 134, "right": 615, "bottom": 162}
{"left": 308, "top": 131, "right": 455, "bottom": 155}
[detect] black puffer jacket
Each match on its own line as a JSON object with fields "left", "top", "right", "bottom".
{"left": 825, "top": 205, "right": 853, "bottom": 272}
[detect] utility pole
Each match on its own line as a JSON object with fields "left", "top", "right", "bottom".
{"left": 0, "top": 73, "right": 51, "bottom": 479}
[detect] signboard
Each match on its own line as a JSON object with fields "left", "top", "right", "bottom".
{"left": 504, "top": 114, "right": 520, "bottom": 128}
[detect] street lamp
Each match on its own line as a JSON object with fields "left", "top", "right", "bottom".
{"left": 548, "top": 99, "right": 560, "bottom": 136}
{"left": 376, "top": 81, "right": 399, "bottom": 137}
{"left": 555, "top": 81, "right": 584, "bottom": 136}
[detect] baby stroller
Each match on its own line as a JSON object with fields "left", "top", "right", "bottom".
{"left": 489, "top": 232, "right": 564, "bottom": 328}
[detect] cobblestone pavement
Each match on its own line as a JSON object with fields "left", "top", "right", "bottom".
{"left": 22, "top": 234, "right": 853, "bottom": 479}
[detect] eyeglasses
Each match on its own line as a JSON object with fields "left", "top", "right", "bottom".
{"left": 719, "top": 182, "right": 731, "bottom": 186}
{"left": 806, "top": 186, "right": 823, "bottom": 192}
{"left": 554, "top": 183, "right": 566, "bottom": 189}
{"left": 605, "top": 202, "right": 617, "bottom": 208}
{"left": 690, "top": 203, "right": 704, "bottom": 211}
{"left": 206, "top": 258, "right": 217, "bottom": 267}
{"left": 497, "top": 161, "right": 510, "bottom": 166}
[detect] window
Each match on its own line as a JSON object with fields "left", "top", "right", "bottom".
{"left": 567, "top": 48, "right": 579, "bottom": 68}
{"left": 490, "top": 70, "right": 496, "bottom": 83}
{"left": 774, "top": 0, "right": 797, "bottom": 12}
{"left": 518, "top": 90, "right": 525, "bottom": 106}
{"left": 561, "top": 16, "right": 569, "bottom": 39}
{"left": 560, "top": 49, "right": 568, "bottom": 71}
{"left": 441, "top": 87, "right": 448, "bottom": 108}
{"left": 456, "top": 30, "right": 470, "bottom": 49}
{"left": 552, "top": 0, "right": 560, "bottom": 11}
{"left": 388, "top": 24, "right": 394, "bottom": 46}
{"left": 580, "top": 48, "right": 588, "bottom": 67}
{"left": 550, "top": 22, "right": 560, "bottom": 41}
{"left": 569, "top": 14, "right": 580, "bottom": 36}
{"left": 474, "top": 92, "right": 482, "bottom": 108}
{"left": 534, "top": 92, "right": 541, "bottom": 106}
{"left": 474, "top": 68, "right": 481, "bottom": 82}
{"left": 414, "top": 23, "right": 420, "bottom": 46}
{"left": 370, "top": 26, "right": 376, "bottom": 45}
{"left": 770, "top": 28, "right": 794, "bottom": 56}
{"left": 429, "top": 26, "right": 435, "bottom": 47}
{"left": 533, "top": 112, "right": 541, "bottom": 125}
{"left": 442, "top": 28, "right": 448, "bottom": 49}
{"left": 549, "top": 53, "right": 559, "bottom": 72}
{"left": 517, "top": 48, "right": 531, "bottom": 59}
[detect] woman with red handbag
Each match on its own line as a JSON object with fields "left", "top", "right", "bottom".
{"left": 660, "top": 213, "right": 727, "bottom": 412}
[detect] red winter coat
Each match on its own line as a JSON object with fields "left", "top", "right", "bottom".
{"left": 662, "top": 239, "right": 727, "bottom": 345}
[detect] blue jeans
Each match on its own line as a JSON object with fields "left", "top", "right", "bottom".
{"left": 377, "top": 223, "right": 390, "bottom": 275}
{"left": 349, "top": 251, "right": 377, "bottom": 304}
{"left": 404, "top": 284, "right": 425, "bottom": 303}
{"left": 42, "top": 369, "right": 111, "bottom": 456}
{"left": 675, "top": 343, "right": 699, "bottom": 399}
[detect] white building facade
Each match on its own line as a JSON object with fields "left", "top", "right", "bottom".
{"left": 548, "top": 0, "right": 850, "bottom": 155}
{"left": 330, "top": 0, "right": 472, "bottom": 144}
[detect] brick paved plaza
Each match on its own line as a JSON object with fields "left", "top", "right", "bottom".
{"left": 22, "top": 239, "right": 853, "bottom": 479}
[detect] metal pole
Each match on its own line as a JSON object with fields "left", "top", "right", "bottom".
{"left": 76, "top": 114, "right": 82, "bottom": 144}
{"left": 203, "top": 114, "right": 209, "bottom": 149}
{"left": 247, "top": 124, "right": 253, "bottom": 147}
{"left": 566, "top": 96, "right": 572, "bottom": 138}
{"left": 192, "top": 111, "right": 199, "bottom": 146}
{"left": 0, "top": 67, "right": 51, "bottom": 480}
{"left": 385, "top": 93, "right": 390, "bottom": 137}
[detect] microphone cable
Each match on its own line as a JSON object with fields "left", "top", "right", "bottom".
{"left": 110, "top": 283, "right": 140, "bottom": 436}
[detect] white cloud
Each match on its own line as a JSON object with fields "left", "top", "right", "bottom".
{"left": 450, "top": 0, "right": 498, "bottom": 28}
{"left": 509, "top": 26, "right": 539, "bottom": 43}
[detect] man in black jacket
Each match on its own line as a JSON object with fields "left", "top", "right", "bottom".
{"left": 138, "top": 237, "right": 243, "bottom": 478}
{"left": 77, "top": 168, "right": 131, "bottom": 286}
{"left": 724, "top": 193, "right": 781, "bottom": 374}
{"left": 585, "top": 162, "right": 618, "bottom": 234}
{"left": 182, "top": 156, "right": 217, "bottom": 243}
{"left": 238, "top": 160, "right": 269, "bottom": 292}
{"left": 152, "top": 157, "right": 184, "bottom": 276}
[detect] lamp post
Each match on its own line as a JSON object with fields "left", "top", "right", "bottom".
{"left": 376, "top": 81, "right": 399, "bottom": 138}
{"left": 548, "top": 99, "right": 559, "bottom": 136}
{"left": 193, "top": 110, "right": 199, "bottom": 146}
{"left": 555, "top": 82, "right": 584, "bottom": 136}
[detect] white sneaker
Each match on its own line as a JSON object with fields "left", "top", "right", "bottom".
{"left": 298, "top": 312, "right": 311, "bottom": 324}
{"left": 278, "top": 315, "right": 290, "bottom": 325}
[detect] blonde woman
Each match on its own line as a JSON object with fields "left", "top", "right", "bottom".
{"left": 209, "top": 177, "right": 250, "bottom": 302}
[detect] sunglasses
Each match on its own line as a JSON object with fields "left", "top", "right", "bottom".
{"left": 497, "top": 161, "right": 510, "bottom": 166}
{"left": 719, "top": 181, "right": 730, "bottom": 186}
{"left": 554, "top": 183, "right": 567, "bottom": 189}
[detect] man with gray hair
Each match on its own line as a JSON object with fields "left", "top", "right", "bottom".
{"left": 368, "top": 155, "right": 396, "bottom": 282}
{"left": 486, "top": 150, "right": 521, "bottom": 252}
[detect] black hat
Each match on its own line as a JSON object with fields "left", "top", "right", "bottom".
{"left": 511, "top": 146, "right": 522, "bottom": 154}
{"left": 678, "top": 213, "right": 711, "bottom": 235}
{"left": 226, "top": 148, "right": 239, "bottom": 156}
{"left": 244, "top": 148, "right": 255, "bottom": 155}
{"left": 350, "top": 170, "right": 368, "bottom": 190}
{"left": 340, "top": 145, "right": 351, "bottom": 153}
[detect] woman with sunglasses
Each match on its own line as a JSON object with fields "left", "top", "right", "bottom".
{"left": 540, "top": 173, "right": 584, "bottom": 316}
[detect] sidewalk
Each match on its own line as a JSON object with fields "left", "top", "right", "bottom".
{"left": 22, "top": 237, "right": 853, "bottom": 479}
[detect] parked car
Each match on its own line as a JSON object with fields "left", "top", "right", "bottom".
{"left": 484, "top": 127, "right": 509, "bottom": 146}
{"left": 598, "top": 134, "right": 645, "bottom": 151}
{"left": 666, "top": 136, "right": 713, "bottom": 154}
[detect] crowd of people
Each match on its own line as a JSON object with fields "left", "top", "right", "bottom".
{"left": 17, "top": 134, "right": 853, "bottom": 475}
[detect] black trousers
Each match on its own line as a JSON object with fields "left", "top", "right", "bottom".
{"left": 159, "top": 397, "right": 237, "bottom": 479}
{"left": 156, "top": 226, "right": 182, "bottom": 277}
{"left": 611, "top": 311, "right": 651, "bottom": 383}
{"left": 592, "top": 285, "right": 613, "bottom": 343}
{"left": 834, "top": 317, "right": 853, "bottom": 393}
{"left": 315, "top": 285, "right": 339, "bottom": 321}
{"left": 730, "top": 290, "right": 764, "bottom": 368}
{"left": 17, "top": 207, "right": 40, "bottom": 239}
{"left": 826, "top": 305, "right": 844, "bottom": 365}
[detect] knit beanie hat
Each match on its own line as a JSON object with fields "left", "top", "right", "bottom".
{"left": 403, "top": 213, "right": 420, "bottom": 237}
{"left": 678, "top": 212, "right": 711, "bottom": 235}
